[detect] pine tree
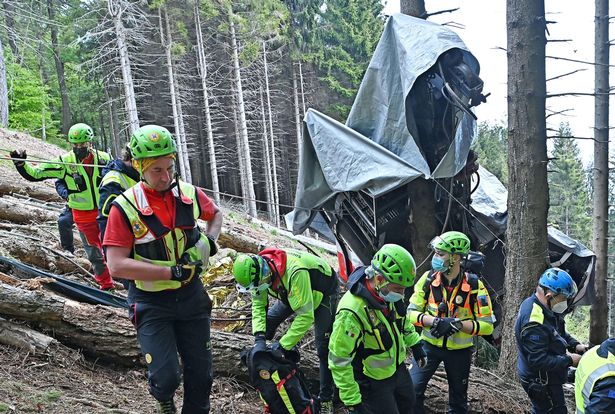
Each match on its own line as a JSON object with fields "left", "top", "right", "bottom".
{"left": 472, "top": 121, "right": 509, "bottom": 185}
{"left": 548, "top": 123, "right": 592, "bottom": 246}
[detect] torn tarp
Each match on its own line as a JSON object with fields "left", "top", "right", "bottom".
{"left": 291, "top": 13, "right": 481, "bottom": 234}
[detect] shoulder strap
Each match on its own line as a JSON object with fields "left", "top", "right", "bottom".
{"left": 423, "top": 270, "right": 443, "bottom": 304}
{"left": 466, "top": 272, "right": 480, "bottom": 318}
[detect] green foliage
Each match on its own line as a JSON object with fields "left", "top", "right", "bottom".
{"left": 472, "top": 121, "right": 508, "bottom": 185}
{"left": 299, "top": 0, "right": 384, "bottom": 118}
{"left": 548, "top": 123, "right": 592, "bottom": 246}
{"left": 6, "top": 56, "right": 59, "bottom": 139}
{"left": 566, "top": 306, "right": 590, "bottom": 344}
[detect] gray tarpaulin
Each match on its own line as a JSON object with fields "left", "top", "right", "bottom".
{"left": 291, "top": 14, "right": 479, "bottom": 234}
{"left": 288, "top": 13, "right": 595, "bottom": 305}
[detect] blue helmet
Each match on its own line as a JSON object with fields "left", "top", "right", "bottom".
{"left": 539, "top": 268, "right": 577, "bottom": 298}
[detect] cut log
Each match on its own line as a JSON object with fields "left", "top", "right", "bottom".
{"left": 0, "top": 317, "right": 58, "bottom": 354}
{"left": 216, "top": 229, "right": 261, "bottom": 254}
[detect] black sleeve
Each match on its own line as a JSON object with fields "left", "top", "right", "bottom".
{"left": 520, "top": 323, "right": 572, "bottom": 372}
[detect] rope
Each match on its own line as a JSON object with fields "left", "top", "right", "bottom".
{"left": 0, "top": 155, "right": 102, "bottom": 168}
{"left": 430, "top": 179, "right": 507, "bottom": 248}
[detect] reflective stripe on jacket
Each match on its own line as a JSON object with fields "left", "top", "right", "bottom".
{"left": 99, "top": 169, "right": 138, "bottom": 217}
{"left": 328, "top": 289, "right": 420, "bottom": 407}
{"left": 408, "top": 270, "right": 494, "bottom": 349}
{"left": 19, "top": 150, "right": 110, "bottom": 210}
{"left": 113, "top": 181, "right": 209, "bottom": 292}
{"left": 575, "top": 343, "right": 615, "bottom": 414}
{"left": 251, "top": 249, "right": 337, "bottom": 350}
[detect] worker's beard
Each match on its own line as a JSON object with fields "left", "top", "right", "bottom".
{"left": 73, "top": 147, "right": 89, "bottom": 160}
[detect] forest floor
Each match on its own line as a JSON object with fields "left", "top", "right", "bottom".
{"left": 0, "top": 130, "right": 574, "bottom": 413}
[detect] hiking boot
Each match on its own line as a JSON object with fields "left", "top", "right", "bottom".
{"left": 157, "top": 399, "right": 177, "bottom": 414}
{"left": 320, "top": 400, "right": 333, "bottom": 414}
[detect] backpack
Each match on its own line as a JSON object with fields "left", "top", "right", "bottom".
{"left": 240, "top": 345, "right": 320, "bottom": 414}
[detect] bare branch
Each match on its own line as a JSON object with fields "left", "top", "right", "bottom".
{"left": 545, "top": 108, "right": 574, "bottom": 119}
{"left": 546, "top": 55, "right": 615, "bottom": 67}
{"left": 425, "top": 8, "right": 459, "bottom": 19}
{"left": 546, "top": 69, "right": 587, "bottom": 82}
{"left": 546, "top": 91, "right": 615, "bottom": 98}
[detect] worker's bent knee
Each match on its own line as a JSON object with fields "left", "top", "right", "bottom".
{"left": 148, "top": 366, "right": 181, "bottom": 401}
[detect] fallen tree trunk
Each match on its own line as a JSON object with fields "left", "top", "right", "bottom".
{"left": 0, "top": 316, "right": 59, "bottom": 354}
{"left": 0, "top": 282, "right": 317, "bottom": 380}
{"left": 0, "top": 235, "right": 91, "bottom": 276}
{"left": 0, "top": 197, "right": 58, "bottom": 223}
{"left": 0, "top": 180, "right": 60, "bottom": 202}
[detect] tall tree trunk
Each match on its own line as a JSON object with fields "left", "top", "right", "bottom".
{"left": 233, "top": 101, "right": 249, "bottom": 211}
{"left": 498, "top": 0, "right": 549, "bottom": 377}
{"left": 292, "top": 63, "right": 303, "bottom": 154}
{"left": 262, "top": 42, "right": 280, "bottom": 226}
{"left": 589, "top": 0, "right": 609, "bottom": 345}
{"left": 105, "top": 82, "right": 122, "bottom": 157}
{"left": 159, "top": 7, "right": 191, "bottom": 183}
{"left": 109, "top": 0, "right": 139, "bottom": 135}
{"left": 229, "top": 11, "right": 257, "bottom": 217}
{"left": 401, "top": 3, "right": 438, "bottom": 273}
{"left": 400, "top": 0, "right": 425, "bottom": 18}
{"left": 260, "top": 87, "right": 275, "bottom": 223}
{"left": 2, "top": 1, "right": 19, "bottom": 61}
{"left": 298, "top": 60, "right": 306, "bottom": 114}
{"left": 46, "top": 0, "right": 71, "bottom": 135}
{"left": 0, "top": 35, "right": 8, "bottom": 127}
{"left": 194, "top": 2, "right": 220, "bottom": 204}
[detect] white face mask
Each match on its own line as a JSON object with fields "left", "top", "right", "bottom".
{"left": 551, "top": 300, "right": 568, "bottom": 314}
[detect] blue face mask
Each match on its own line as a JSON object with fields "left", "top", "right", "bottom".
{"left": 379, "top": 290, "right": 405, "bottom": 303}
{"left": 431, "top": 256, "right": 449, "bottom": 273}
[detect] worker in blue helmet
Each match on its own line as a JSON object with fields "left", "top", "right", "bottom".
{"left": 514, "top": 268, "right": 589, "bottom": 414}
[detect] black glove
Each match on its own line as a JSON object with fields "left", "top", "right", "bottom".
{"left": 9, "top": 149, "right": 26, "bottom": 167}
{"left": 73, "top": 174, "right": 86, "bottom": 191}
{"left": 254, "top": 332, "right": 266, "bottom": 346}
{"left": 170, "top": 255, "right": 203, "bottom": 282}
{"left": 411, "top": 341, "right": 427, "bottom": 368}
{"left": 206, "top": 234, "right": 218, "bottom": 256}
{"left": 346, "top": 404, "right": 366, "bottom": 414}
{"left": 430, "top": 317, "right": 462, "bottom": 339}
{"left": 269, "top": 342, "right": 288, "bottom": 360}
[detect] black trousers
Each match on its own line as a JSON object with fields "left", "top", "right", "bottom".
{"left": 521, "top": 381, "right": 567, "bottom": 414}
{"left": 128, "top": 280, "right": 213, "bottom": 414}
{"left": 57, "top": 206, "right": 74, "bottom": 253}
{"left": 411, "top": 342, "right": 473, "bottom": 414}
{"left": 358, "top": 364, "right": 415, "bottom": 414}
{"left": 265, "top": 292, "right": 337, "bottom": 401}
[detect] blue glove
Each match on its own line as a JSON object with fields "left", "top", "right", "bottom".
{"left": 253, "top": 332, "right": 266, "bottom": 351}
